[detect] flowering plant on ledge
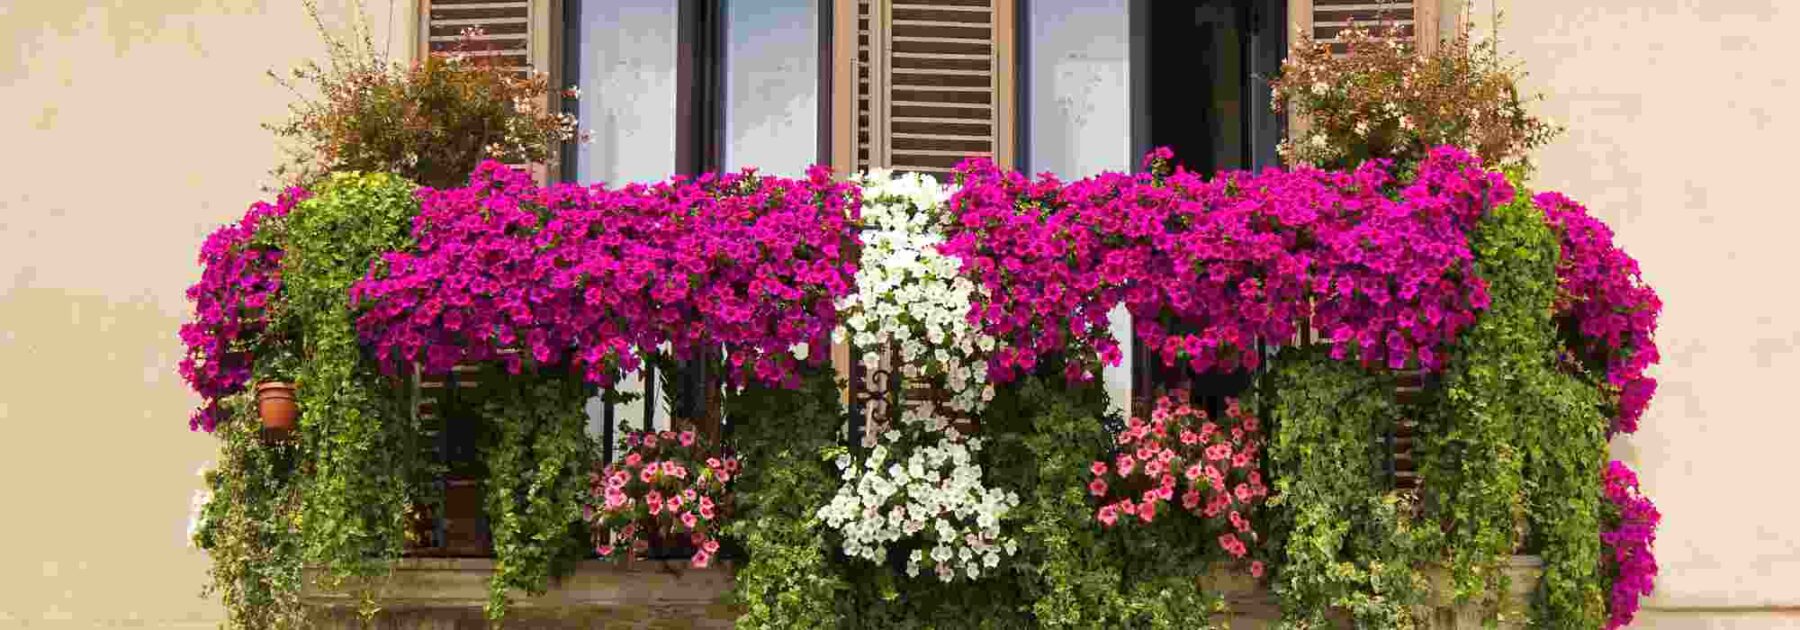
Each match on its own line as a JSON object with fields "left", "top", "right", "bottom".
{"left": 836, "top": 169, "right": 996, "bottom": 439}
{"left": 1089, "top": 394, "right": 1270, "bottom": 576}
{"left": 179, "top": 188, "right": 309, "bottom": 432}
{"left": 1602, "top": 460, "right": 1660, "bottom": 629}
{"left": 587, "top": 429, "right": 740, "bottom": 569}
{"left": 351, "top": 161, "right": 859, "bottom": 392}
{"left": 818, "top": 405, "right": 1021, "bottom": 583}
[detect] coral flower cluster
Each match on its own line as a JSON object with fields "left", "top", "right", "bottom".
{"left": 1088, "top": 394, "right": 1269, "bottom": 575}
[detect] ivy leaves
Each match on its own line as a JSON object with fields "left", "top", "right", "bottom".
{"left": 480, "top": 372, "right": 596, "bottom": 620}
{"left": 283, "top": 172, "right": 422, "bottom": 594}
{"left": 1263, "top": 347, "right": 1424, "bottom": 626}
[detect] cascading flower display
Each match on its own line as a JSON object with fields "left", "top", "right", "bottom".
{"left": 1087, "top": 394, "right": 1268, "bottom": 570}
{"left": 178, "top": 188, "right": 310, "bottom": 432}
{"left": 939, "top": 160, "right": 1119, "bottom": 384}
{"left": 588, "top": 429, "right": 739, "bottom": 569}
{"left": 350, "top": 160, "right": 860, "bottom": 389}
{"left": 1601, "top": 460, "right": 1659, "bottom": 629}
{"left": 1536, "top": 192, "right": 1661, "bottom": 433}
{"left": 836, "top": 169, "right": 996, "bottom": 437}
{"left": 817, "top": 408, "right": 1021, "bottom": 583}
{"left": 941, "top": 146, "right": 1501, "bottom": 382}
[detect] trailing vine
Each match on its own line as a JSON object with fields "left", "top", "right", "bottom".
{"left": 193, "top": 394, "right": 307, "bottom": 629}
{"left": 1263, "top": 347, "right": 1425, "bottom": 627}
{"left": 478, "top": 369, "right": 596, "bottom": 620}
{"left": 727, "top": 367, "right": 850, "bottom": 628}
{"left": 1415, "top": 178, "right": 1552, "bottom": 614}
{"left": 282, "top": 172, "right": 423, "bottom": 595}
{"left": 1520, "top": 366, "right": 1609, "bottom": 626}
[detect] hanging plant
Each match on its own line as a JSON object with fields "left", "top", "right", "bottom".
{"left": 179, "top": 188, "right": 308, "bottom": 432}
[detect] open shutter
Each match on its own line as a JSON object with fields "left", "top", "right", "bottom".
{"left": 839, "top": 0, "right": 1017, "bottom": 175}
{"left": 1293, "top": 0, "right": 1439, "bottom": 55}
{"left": 421, "top": 0, "right": 560, "bottom": 183}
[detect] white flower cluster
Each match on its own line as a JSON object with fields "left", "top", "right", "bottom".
{"left": 817, "top": 408, "right": 1020, "bottom": 582}
{"left": 187, "top": 461, "right": 214, "bottom": 548}
{"left": 835, "top": 169, "right": 996, "bottom": 441}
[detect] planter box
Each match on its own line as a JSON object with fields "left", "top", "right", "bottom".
{"left": 300, "top": 556, "right": 1541, "bottom": 628}
{"left": 1206, "top": 555, "right": 1543, "bottom": 628}
{"left": 301, "top": 558, "right": 738, "bottom": 629}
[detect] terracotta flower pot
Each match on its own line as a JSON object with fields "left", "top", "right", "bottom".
{"left": 255, "top": 381, "right": 299, "bottom": 437}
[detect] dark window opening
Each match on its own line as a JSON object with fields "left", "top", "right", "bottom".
{"left": 1130, "top": 0, "right": 1285, "bottom": 420}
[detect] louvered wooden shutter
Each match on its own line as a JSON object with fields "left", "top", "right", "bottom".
{"left": 420, "top": 0, "right": 558, "bottom": 183}
{"left": 1293, "top": 0, "right": 1439, "bottom": 55}
{"left": 837, "top": 0, "right": 1017, "bottom": 175}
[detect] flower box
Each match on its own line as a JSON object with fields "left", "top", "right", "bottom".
{"left": 298, "top": 556, "right": 1540, "bottom": 628}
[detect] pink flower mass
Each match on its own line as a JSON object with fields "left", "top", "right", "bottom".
{"left": 1088, "top": 394, "right": 1268, "bottom": 573}
{"left": 940, "top": 146, "right": 1504, "bottom": 384}
{"left": 1602, "top": 461, "right": 1660, "bottom": 629}
{"left": 350, "top": 160, "right": 859, "bottom": 389}
{"left": 1537, "top": 192, "right": 1663, "bottom": 434}
{"left": 178, "top": 188, "right": 309, "bottom": 432}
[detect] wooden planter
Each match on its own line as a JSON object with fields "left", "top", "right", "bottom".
{"left": 299, "top": 556, "right": 1542, "bottom": 628}
{"left": 301, "top": 559, "right": 739, "bottom": 629}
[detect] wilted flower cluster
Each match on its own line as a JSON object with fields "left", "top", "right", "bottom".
{"left": 351, "top": 161, "right": 859, "bottom": 389}
{"left": 178, "top": 188, "right": 309, "bottom": 432}
{"left": 836, "top": 169, "right": 996, "bottom": 438}
{"left": 818, "top": 407, "right": 1021, "bottom": 582}
{"left": 588, "top": 429, "right": 740, "bottom": 568}
{"left": 1535, "top": 192, "right": 1661, "bottom": 433}
{"left": 1601, "top": 461, "right": 1660, "bottom": 629}
{"left": 941, "top": 146, "right": 1502, "bottom": 383}
{"left": 1088, "top": 394, "right": 1268, "bottom": 574}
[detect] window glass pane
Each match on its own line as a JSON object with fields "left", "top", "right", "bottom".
{"left": 574, "top": 0, "right": 679, "bottom": 435}
{"left": 575, "top": 0, "right": 679, "bottom": 185}
{"left": 723, "top": 0, "right": 819, "bottom": 176}
{"left": 1027, "top": 0, "right": 1133, "bottom": 417}
{"left": 1026, "top": 0, "right": 1131, "bottom": 178}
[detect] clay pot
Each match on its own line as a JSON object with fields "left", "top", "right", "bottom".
{"left": 255, "top": 381, "right": 299, "bottom": 437}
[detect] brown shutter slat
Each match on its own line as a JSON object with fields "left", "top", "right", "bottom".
{"left": 1305, "top": 0, "right": 1426, "bottom": 55}
{"left": 841, "top": 0, "right": 1015, "bottom": 175}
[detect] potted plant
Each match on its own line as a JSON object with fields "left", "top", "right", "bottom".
{"left": 588, "top": 428, "right": 739, "bottom": 568}
{"left": 250, "top": 323, "right": 301, "bottom": 440}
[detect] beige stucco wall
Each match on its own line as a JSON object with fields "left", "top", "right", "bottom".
{"left": 1464, "top": 0, "right": 1800, "bottom": 623}
{"left": 0, "top": 2, "right": 415, "bottom": 626}
{"left": 3, "top": 0, "right": 1799, "bottom": 627}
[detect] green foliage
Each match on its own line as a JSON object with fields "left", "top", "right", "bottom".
{"left": 727, "top": 367, "right": 850, "bottom": 629}
{"left": 195, "top": 395, "right": 308, "bottom": 629}
{"left": 1415, "top": 188, "right": 1557, "bottom": 612}
{"left": 985, "top": 373, "right": 1222, "bottom": 629}
{"left": 987, "top": 376, "right": 1124, "bottom": 628}
{"left": 282, "top": 172, "right": 423, "bottom": 595}
{"left": 478, "top": 370, "right": 597, "bottom": 621}
{"left": 1263, "top": 348, "right": 1425, "bottom": 627}
{"left": 1520, "top": 368, "right": 1608, "bottom": 627}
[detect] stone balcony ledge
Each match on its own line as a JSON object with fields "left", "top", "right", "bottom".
{"left": 300, "top": 555, "right": 1543, "bottom": 628}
